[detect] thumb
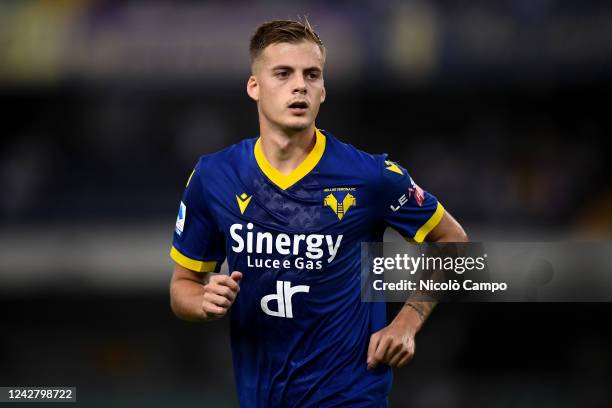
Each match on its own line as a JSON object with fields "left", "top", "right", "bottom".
{"left": 230, "top": 271, "right": 243, "bottom": 283}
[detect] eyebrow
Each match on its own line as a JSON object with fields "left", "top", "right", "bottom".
{"left": 271, "top": 65, "right": 322, "bottom": 72}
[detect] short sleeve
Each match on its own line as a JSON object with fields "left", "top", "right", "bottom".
{"left": 380, "top": 157, "right": 445, "bottom": 243}
{"left": 170, "top": 159, "right": 226, "bottom": 272}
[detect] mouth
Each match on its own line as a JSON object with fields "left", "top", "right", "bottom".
{"left": 288, "top": 101, "right": 309, "bottom": 114}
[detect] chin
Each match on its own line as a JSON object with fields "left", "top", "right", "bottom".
{"left": 283, "top": 120, "right": 312, "bottom": 132}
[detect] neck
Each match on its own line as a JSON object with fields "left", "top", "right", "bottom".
{"left": 258, "top": 123, "right": 317, "bottom": 176}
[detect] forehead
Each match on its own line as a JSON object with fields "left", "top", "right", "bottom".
{"left": 257, "top": 41, "right": 324, "bottom": 69}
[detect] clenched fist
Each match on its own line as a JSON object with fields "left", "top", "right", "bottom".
{"left": 366, "top": 323, "right": 415, "bottom": 370}
{"left": 202, "top": 271, "right": 242, "bottom": 320}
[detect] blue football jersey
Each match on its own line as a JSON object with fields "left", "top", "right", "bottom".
{"left": 171, "top": 128, "right": 444, "bottom": 407}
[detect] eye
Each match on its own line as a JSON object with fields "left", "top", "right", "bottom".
{"left": 307, "top": 71, "right": 321, "bottom": 79}
{"left": 275, "top": 71, "right": 289, "bottom": 79}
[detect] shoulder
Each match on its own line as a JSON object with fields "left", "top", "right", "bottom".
{"left": 320, "top": 129, "right": 392, "bottom": 181}
{"left": 192, "top": 137, "right": 256, "bottom": 181}
{"left": 320, "top": 130, "right": 416, "bottom": 204}
{"left": 321, "top": 129, "right": 384, "bottom": 169}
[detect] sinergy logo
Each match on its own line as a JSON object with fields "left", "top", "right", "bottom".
{"left": 229, "top": 223, "right": 342, "bottom": 270}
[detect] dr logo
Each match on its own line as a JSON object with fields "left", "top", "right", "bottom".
{"left": 260, "top": 281, "right": 310, "bottom": 318}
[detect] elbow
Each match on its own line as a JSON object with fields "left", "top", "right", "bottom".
{"left": 443, "top": 213, "right": 469, "bottom": 242}
{"left": 169, "top": 281, "right": 186, "bottom": 321}
{"left": 170, "top": 298, "right": 180, "bottom": 319}
{"left": 169, "top": 279, "right": 205, "bottom": 323}
{"left": 169, "top": 286, "right": 179, "bottom": 318}
{"left": 170, "top": 295, "right": 192, "bottom": 322}
{"left": 455, "top": 227, "right": 469, "bottom": 242}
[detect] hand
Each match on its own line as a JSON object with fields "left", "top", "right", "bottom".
{"left": 201, "top": 271, "right": 242, "bottom": 320}
{"left": 367, "top": 322, "right": 415, "bottom": 370}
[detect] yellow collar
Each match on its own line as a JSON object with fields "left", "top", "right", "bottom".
{"left": 254, "top": 128, "right": 326, "bottom": 190}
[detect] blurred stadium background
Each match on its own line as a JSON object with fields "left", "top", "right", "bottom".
{"left": 0, "top": 1, "right": 611, "bottom": 407}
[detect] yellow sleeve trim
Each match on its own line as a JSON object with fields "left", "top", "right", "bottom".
{"left": 413, "top": 202, "right": 445, "bottom": 243}
{"left": 170, "top": 246, "right": 218, "bottom": 272}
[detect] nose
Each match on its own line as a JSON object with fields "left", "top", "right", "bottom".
{"left": 292, "top": 75, "right": 307, "bottom": 94}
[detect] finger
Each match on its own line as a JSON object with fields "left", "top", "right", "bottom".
{"left": 205, "top": 292, "right": 232, "bottom": 308}
{"left": 388, "top": 349, "right": 407, "bottom": 368}
{"left": 374, "top": 336, "right": 392, "bottom": 365}
{"left": 397, "top": 351, "right": 414, "bottom": 368}
{"left": 202, "top": 302, "right": 225, "bottom": 316}
{"left": 367, "top": 334, "right": 381, "bottom": 369}
{"left": 230, "top": 271, "right": 243, "bottom": 283}
{"left": 208, "top": 285, "right": 237, "bottom": 301}
{"left": 384, "top": 340, "right": 403, "bottom": 363}
{"left": 214, "top": 275, "right": 240, "bottom": 292}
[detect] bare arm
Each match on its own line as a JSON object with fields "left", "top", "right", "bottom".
{"left": 367, "top": 210, "right": 468, "bottom": 369}
{"left": 396, "top": 210, "right": 469, "bottom": 332}
{"left": 170, "top": 263, "right": 242, "bottom": 322}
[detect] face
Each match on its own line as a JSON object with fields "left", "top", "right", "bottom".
{"left": 247, "top": 40, "right": 326, "bottom": 133}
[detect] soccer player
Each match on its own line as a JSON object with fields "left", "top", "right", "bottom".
{"left": 169, "top": 19, "right": 468, "bottom": 407}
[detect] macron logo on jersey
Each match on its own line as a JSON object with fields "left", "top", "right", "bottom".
{"left": 385, "top": 160, "right": 404, "bottom": 175}
{"left": 175, "top": 201, "right": 186, "bottom": 236}
{"left": 236, "top": 193, "right": 252, "bottom": 215}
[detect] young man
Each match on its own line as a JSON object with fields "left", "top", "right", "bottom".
{"left": 170, "top": 19, "right": 467, "bottom": 407}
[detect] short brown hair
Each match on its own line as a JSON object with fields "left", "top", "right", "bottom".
{"left": 249, "top": 18, "right": 325, "bottom": 65}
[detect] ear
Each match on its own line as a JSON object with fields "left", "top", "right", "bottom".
{"left": 247, "top": 75, "right": 259, "bottom": 102}
{"left": 320, "top": 85, "right": 326, "bottom": 104}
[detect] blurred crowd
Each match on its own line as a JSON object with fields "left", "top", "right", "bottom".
{"left": 0, "top": 0, "right": 609, "bottom": 236}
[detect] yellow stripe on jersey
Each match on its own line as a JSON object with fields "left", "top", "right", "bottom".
{"left": 186, "top": 169, "right": 195, "bottom": 187}
{"left": 413, "top": 202, "right": 445, "bottom": 243}
{"left": 254, "top": 128, "right": 326, "bottom": 190}
{"left": 170, "top": 246, "right": 217, "bottom": 272}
